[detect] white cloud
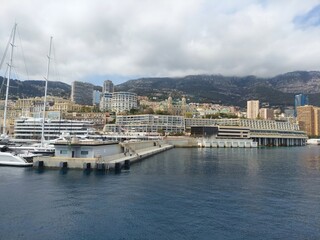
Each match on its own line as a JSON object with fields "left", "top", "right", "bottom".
{"left": 0, "top": 0, "right": 320, "bottom": 85}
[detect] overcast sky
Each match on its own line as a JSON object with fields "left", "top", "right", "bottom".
{"left": 1, "top": 0, "right": 320, "bottom": 85}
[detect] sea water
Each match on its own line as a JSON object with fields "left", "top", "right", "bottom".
{"left": 1, "top": 146, "right": 320, "bottom": 240}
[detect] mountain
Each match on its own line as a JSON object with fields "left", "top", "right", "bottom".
{"left": 115, "top": 71, "right": 320, "bottom": 107}
{"left": 2, "top": 71, "right": 320, "bottom": 108}
{"left": 0, "top": 77, "right": 71, "bottom": 99}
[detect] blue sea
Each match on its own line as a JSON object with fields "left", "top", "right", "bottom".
{"left": 1, "top": 146, "right": 320, "bottom": 240}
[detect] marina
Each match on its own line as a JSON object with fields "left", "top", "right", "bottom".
{"left": 1, "top": 146, "right": 320, "bottom": 239}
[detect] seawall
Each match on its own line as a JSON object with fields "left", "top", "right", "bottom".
{"left": 33, "top": 140, "right": 173, "bottom": 170}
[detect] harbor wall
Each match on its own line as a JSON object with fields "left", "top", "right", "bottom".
{"left": 164, "top": 136, "right": 198, "bottom": 147}
{"left": 33, "top": 140, "right": 173, "bottom": 170}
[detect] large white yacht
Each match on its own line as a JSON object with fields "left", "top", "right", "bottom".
{"left": 13, "top": 117, "right": 96, "bottom": 142}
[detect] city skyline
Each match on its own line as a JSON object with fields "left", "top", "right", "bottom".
{"left": 0, "top": 1, "right": 320, "bottom": 85}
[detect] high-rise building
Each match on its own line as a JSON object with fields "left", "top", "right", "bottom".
{"left": 297, "top": 105, "right": 320, "bottom": 136}
{"left": 294, "top": 94, "right": 309, "bottom": 117}
{"left": 103, "top": 80, "right": 114, "bottom": 93}
{"left": 92, "top": 90, "right": 101, "bottom": 106}
{"left": 247, "top": 100, "right": 259, "bottom": 119}
{"left": 71, "top": 81, "right": 94, "bottom": 105}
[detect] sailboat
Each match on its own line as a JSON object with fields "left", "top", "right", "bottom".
{"left": 0, "top": 23, "right": 33, "bottom": 167}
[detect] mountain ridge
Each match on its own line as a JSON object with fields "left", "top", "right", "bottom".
{"left": 2, "top": 71, "right": 320, "bottom": 108}
{"left": 116, "top": 71, "right": 320, "bottom": 107}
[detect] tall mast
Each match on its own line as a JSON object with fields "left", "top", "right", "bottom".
{"left": 41, "top": 36, "right": 52, "bottom": 146}
{"left": 2, "top": 23, "right": 17, "bottom": 136}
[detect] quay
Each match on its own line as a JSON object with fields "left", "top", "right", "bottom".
{"left": 33, "top": 138, "right": 173, "bottom": 171}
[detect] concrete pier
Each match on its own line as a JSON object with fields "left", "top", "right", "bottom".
{"left": 33, "top": 140, "right": 173, "bottom": 170}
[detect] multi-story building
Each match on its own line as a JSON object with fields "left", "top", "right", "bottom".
{"left": 100, "top": 92, "right": 138, "bottom": 113}
{"left": 103, "top": 80, "right": 114, "bottom": 93}
{"left": 297, "top": 105, "right": 320, "bottom": 137}
{"left": 294, "top": 94, "right": 309, "bottom": 117}
{"left": 71, "top": 81, "right": 94, "bottom": 105}
{"left": 103, "top": 114, "right": 306, "bottom": 145}
{"left": 259, "top": 108, "right": 274, "bottom": 120}
{"left": 92, "top": 90, "right": 101, "bottom": 106}
{"left": 100, "top": 92, "right": 113, "bottom": 112}
{"left": 185, "top": 117, "right": 306, "bottom": 146}
{"left": 104, "top": 114, "right": 185, "bottom": 133}
{"left": 112, "top": 92, "right": 137, "bottom": 113}
{"left": 247, "top": 100, "right": 259, "bottom": 119}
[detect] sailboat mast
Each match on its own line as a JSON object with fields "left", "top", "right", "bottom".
{"left": 41, "top": 36, "right": 52, "bottom": 146}
{"left": 2, "top": 23, "right": 17, "bottom": 136}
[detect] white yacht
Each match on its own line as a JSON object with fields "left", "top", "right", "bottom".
{"left": 0, "top": 146, "right": 33, "bottom": 167}
{"left": 8, "top": 143, "right": 55, "bottom": 156}
{"left": 0, "top": 152, "right": 33, "bottom": 167}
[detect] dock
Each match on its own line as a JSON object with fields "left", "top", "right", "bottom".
{"left": 33, "top": 139, "right": 173, "bottom": 171}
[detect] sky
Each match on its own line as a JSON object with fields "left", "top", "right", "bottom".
{"left": 1, "top": 0, "right": 320, "bottom": 86}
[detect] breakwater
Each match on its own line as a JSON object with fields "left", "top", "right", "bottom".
{"left": 33, "top": 140, "right": 173, "bottom": 171}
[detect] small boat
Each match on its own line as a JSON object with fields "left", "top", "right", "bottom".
{"left": 306, "top": 139, "right": 320, "bottom": 145}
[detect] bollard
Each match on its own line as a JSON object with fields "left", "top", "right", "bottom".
{"left": 115, "top": 162, "right": 121, "bottom": 173}
{"left": 34, "top": 160, "right": 44, "bottom": 168}
{"left": 96, "top": 163, "right": 106, "bottom": 171}
{"left": 123, "top": 160, "right": 130, "bottom": 170}
{"left": 83, "top": 162, "right": 91, "bottom": 170}
{"left": 59, "top": 161, "right": 68, "bottom": 169}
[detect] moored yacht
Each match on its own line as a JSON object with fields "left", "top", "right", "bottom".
{"left": 0, "top": 145, "right": 33, "bottom": 167}
{"left": 8, "top": 143, "right": 55, "bottom": 156}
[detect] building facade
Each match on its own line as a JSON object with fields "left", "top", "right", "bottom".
{"left": 71, "top": 81, "right": 94, "bottom": 105}
{"left": 103, "top": 80, "right": 114, "bottom": 93}
{"left": 297, "top": 105, "right": 320, "bottom": 137}
{"left": 100, "top": 92, "right": 138, "bottom": 113}
{"left": 104, "top": 114, "right": 185, "bottom": 133}
{"left": 99, "top": 92, "right": 113, "bottom": 112}
{"left": 247, "top": 100, "right": 259, "bottom": 119}
{"left": 259, "top": 108, "right": 274, "bottom": 120}
{"left": 294, "top": 94, "right": 309, "bottom": 117}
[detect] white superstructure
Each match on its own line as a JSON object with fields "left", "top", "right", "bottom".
{"left": 14, "top": 117, "right": 96, "bottom": 141}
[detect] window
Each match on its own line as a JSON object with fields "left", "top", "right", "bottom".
{"left": 81, "top": 151, "right": 89, "bottom": 155}
{"left": 60, "top": 150, "right": 68, "bottom": 154}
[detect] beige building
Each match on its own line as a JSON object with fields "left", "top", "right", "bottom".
{"left": 297, "top": 105, "right": 320, "bottom": 137}
{"left": 247, "top": 100, "right": 259, "bottom": 119}
{"left": 259, "top": 108, "right": 274, "bottom": 120}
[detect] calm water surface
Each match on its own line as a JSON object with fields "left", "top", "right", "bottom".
{"left": 1, "top": 146, "right": 320, "bottom": 239}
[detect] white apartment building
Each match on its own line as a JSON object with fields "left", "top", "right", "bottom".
{"left": 100, "top": 92, "right": 138, "bottom": 113}
{"left": 100, "top": 92, "right": 113, "bottom": 112}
